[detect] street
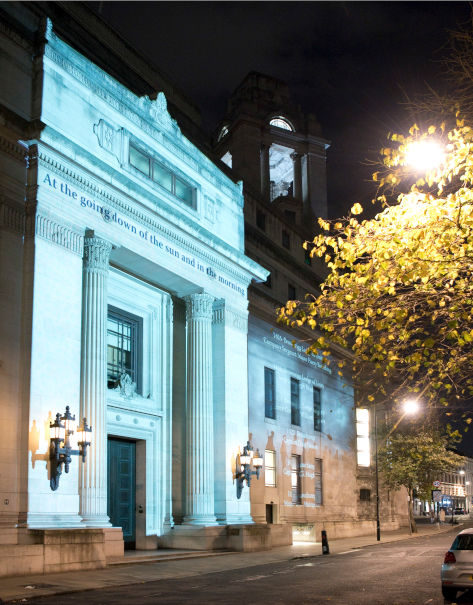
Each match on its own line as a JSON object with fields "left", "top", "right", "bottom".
{"left": 12, "top": 525, "right": 473, "bottom": 605}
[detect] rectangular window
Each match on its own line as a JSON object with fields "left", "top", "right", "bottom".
{"left": 356, "top": 408, "right": 370, "bottom": 467}
{"left": 256, "top": 210, "right": 266, "bottom": 231}
{"left": 313, "top": 387, "right": 322, "bottom": 432}
{"left": 175, "top": 176, "right": 194, "bottom": 205}
{"left": 291, "top": 454, "right": 302, "bottom": 505}
{"left": 304, "top": 248, "right": 312, "bottom": 266}
{"left": 129, "top": 145, "right": 150, "bottom": 176}
{"left": 288, "top": 283, "right": 296, "bottom": 300}
{"left": 107, "top": 307, "right": 142, "bottom": 394}
{"left": 130, "top": 143, "right": 195, "bottom": 208}
{"left": 282, "top": 229, "right": 290, "bottom": 249}
{"left": 264, "top": 450, "right": 276, "bottom": 487}
{"left": 264, "top": 367, "right": 276, "bottom": 419}
{"left": 360, "top": 488, "right": 371, "bottom": 501}
{"left": 291, "top": 377, "right": 300, "bottom": 426}
{"left": 284, "top": 210, "right": 296, "bottom": 224}
{"left": 314, "top": 458, "right": 323, "bottom": 506}
{"left": 152, "top": 161, "right": 173, "bottom": 191}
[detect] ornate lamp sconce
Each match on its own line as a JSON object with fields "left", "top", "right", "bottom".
{"left": 49, "top": 406, "right": 92, "bottom": 491}
{"left": 236, "top": 441, "right": 263, "bottom": 499}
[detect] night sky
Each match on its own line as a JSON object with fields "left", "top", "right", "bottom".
{"left": 94, "top": 1, "right": 473, "bottom": 455}
{"left": 94, "top": 1, "right": 472, "bottom": 218}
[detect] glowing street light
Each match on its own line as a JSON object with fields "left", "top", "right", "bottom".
{"left": 403, "top": 399, "right": 420, "bottom": 416}
{"left": 404, "top": 140, "right": 445, "bottom": 172}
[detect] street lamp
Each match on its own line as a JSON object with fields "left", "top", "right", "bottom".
{"left": 404, "top": 140, "right": 445, "bottom": 172}
{"left": 374, "top": 399, "right": 419, "bottom": 541}
{"left": 235, "top": 441, "right": 263, "bottom": 499}
{"left": 49, "top": 406, "right": 92, "bottom": 491}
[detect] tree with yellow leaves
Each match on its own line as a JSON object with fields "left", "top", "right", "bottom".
{"left": 279, "top": 118, "right": 473, "bottom": 419}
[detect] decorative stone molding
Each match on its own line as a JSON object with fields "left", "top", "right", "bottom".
{"left": 0, "top": 199, "right": 25, "bottom": 234}
{"left": 37, "top": 149, "right": 253, "bottom": 286}
{"left": 43, "top": 23, "right": 241, "bottom": 205}
{"left": 212, "top": 302, "right": 248, "bottom": 332}
{"left": 228, "top": 307, "right": 248, "bottom": 332}
{"left": 83, "top": 232, "right": 113, "bottom": 272}
{"left": 0, "top": 19, "right": 33, "bottom": 52}
{"left": 114, "top": 372, "right": 136, "bottom": 400}
{"left": 35, "top": 215, "right": 83, "bottom": 255}
{"left": 149, "top": 93, "right": 174, "bottom": 132}
{"left": 0, "top": 134, "right": 28, "bottom": 162}
{"left": 93, "top": 119, "right": 123, "bottom": 165}
{"left": 184, "top": 292, "right": 214, "bottom": 321}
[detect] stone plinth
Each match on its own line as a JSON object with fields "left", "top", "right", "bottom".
{"left": 0, "top": 527, "right": 123, "bottom": 578}
{"left": 158, "top": 523, "right": 286, "bottom": 552}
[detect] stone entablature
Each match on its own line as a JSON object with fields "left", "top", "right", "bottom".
{"left": 41, "top": 20, "right": 246, "bottom": 254}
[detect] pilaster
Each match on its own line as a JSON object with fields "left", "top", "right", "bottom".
{"left": 79, "top": 231, "right": 112, "bottom": 527}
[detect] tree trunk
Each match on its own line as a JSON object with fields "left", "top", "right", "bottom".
{"left": 408, "top": 488, "right": 417, "bottom": 533}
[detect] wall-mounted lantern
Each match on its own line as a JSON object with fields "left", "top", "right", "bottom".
{"left": 236, "top": 440, "right": 263, "bottom": 499}
{"left": 49, "top": 406, "right": 92, "bottom": 491}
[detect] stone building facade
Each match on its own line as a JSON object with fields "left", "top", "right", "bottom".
{"left": 0, "top": 4, "right": 267, "bottom": 576}
{"left": 0, "top": 2, "right": 409, "bottom": 578}
{"left": 213, "top": 73, "right": 400, "bottom": 539}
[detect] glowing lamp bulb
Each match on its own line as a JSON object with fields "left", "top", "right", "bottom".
{"left": 403, "top": 399, "right": 419, "bottom": 416}
{"left": 405, "top": 140, "right": 444, "bottom": 172}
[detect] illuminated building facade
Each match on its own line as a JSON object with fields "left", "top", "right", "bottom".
{"left": 0, "top": 4, "right": 266, "bottom": 576}
{"left": 0, "top": 3, "right": 410, "bottom": 578}
{"left": 214, "top": 73, "right": 397, "bottom": 539}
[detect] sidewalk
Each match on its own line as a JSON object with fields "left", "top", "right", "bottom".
{"left": 0, "top": 522, "right": 459, "bottom": 603}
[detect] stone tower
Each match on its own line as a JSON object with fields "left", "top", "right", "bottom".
{"left": 214, "top": 72, "right": 330, "bottom": 225}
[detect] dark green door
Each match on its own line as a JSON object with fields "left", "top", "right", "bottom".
{"left": 108, "top": 438, "right": 136, "bottom": 549}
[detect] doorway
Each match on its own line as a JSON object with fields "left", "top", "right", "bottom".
{"left": 108, "top": 437, "right": 136, "bottom": 549}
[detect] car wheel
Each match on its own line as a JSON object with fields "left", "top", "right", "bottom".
{"left": 441, "top": 586, "right": 457, "bottom": 601}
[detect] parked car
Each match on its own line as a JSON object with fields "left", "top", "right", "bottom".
{"left": 441, "top": 528, "right": 473, "bottom": 600}
{"left": 454, "top": 508, "right": 466, "bottom": 516}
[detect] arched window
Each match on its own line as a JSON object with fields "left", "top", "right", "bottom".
{"left": 217, "top": 125, "right": 229, "bottom": 141}
{"left": 269, "top": 117, "right": 294, "bottom": 131}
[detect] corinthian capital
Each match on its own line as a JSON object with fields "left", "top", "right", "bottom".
{"left": 83, "top": 231, "right": 112, "bottom": 272}
{"left": 184, "top": 292, "right": 214, "bottom": 321}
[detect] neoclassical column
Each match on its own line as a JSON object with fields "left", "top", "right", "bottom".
{"left": 79, "top": 230, "right": 113, "bottom": 527}
{"left": 291, "top": 152, "right": 303, "bottom": 202}
{"left": 183, "top": 292, "right": 217, "bottom": 525}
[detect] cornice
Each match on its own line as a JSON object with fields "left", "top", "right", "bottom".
{"left": 0, "top": 134, "right": 27, "bottom": 162}
{"left": 0, "top": 18, "right": 34, "bottom": 53}
{"left": 36, "top": 148, "right": 257, "bottom": 285}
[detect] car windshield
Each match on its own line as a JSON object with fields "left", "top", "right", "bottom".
{"left": 452, "top": 534, "right": 473, "bottom": 550}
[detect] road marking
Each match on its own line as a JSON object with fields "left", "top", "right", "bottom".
{"left": 231, "top": 574, "right": 269, "bottom": 583}
{"left": 296, "top": 562, "right": 315, "bottom": 567}
{"left": 338, "top": 549, "right": 362, "bottom": 555}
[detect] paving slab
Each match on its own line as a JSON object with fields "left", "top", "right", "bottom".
{"left": 0, "top": 522, "right": 459, "bottom": 603}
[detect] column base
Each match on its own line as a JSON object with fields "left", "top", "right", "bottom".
{"left": 182, "top": 515, "right": 218, "bottom": 526}
{"left": 80, "top": 515, "right": 112, "bottom": 528}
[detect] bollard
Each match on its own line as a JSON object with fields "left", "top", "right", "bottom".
{"left": 321, "top": 529, "right": 330, "bottom": 555}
